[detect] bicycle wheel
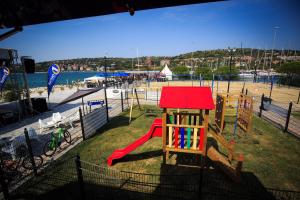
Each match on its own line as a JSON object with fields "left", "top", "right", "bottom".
{"left": 22, "top": 156, "right": 44, "bottom": 170}
{"left": 43, "top": 140, "right": 57, "bottom": 157}
{"left": 63, "top": 130, "right": 72, "bottom": 144}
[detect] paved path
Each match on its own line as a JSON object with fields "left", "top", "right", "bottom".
{"left": 253, "top": 100, "right": 300, "bottom": 138}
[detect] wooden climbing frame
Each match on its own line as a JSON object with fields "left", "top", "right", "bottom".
{"left": 237, "top": 93, "right": 253, "bottom": 133}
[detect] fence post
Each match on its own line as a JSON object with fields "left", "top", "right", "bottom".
{"left": 0, "top": 163, "right": 10, "bottom": 200}
{"left": 24, "top": 128, "right": 37, "bottom": 176}
{"left": 245, "top": 89, "right": 248, "bottom": 95}
{"left": 75, "top": 155, "right": 85, "bottom": 200}
{"left": 284, "top": 102, "right": 293, "bottom": 132}
{"left": 297, "top": 91, "right": 300, "bottom": 104}
{"left": 269, "top": 80, "right": 273, "bottom": 98}
{"left": 79, "top": 108, "right": 86, "bottom": 141}
{"left": 121, "top": 91, "right": 124, "bottom": 112}
{"left": 104, "top": 84, "right": 109, "bottom": 123}
{"left": 259, "top": 94, "right": 264, "bottom": 117}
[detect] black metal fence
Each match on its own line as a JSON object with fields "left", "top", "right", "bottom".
{"left": 74, "top": 156, "right": 300, "bottom": 200}
{"left": 257, "top": 93, "right": 299, "bottom": 137}
{"left": 3, "top": 151, "right": 300, "bottom": 200}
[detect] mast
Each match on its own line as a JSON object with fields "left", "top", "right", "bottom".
{"left": 136, "top": 48, "right": 139, "bottom": 71}
{"left": 279, "top": 48, "right": 284, "bottom": 67}
{"left": 263, "top": 47, "right": 267, "bottom": 71}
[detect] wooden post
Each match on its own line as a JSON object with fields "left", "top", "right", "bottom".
{"left": 134, "top": 88, "right": 141, "bottom": 110}
{"left": 24, "top": 128, "right": 37, "bottom": 176}
{"left": 284, "top": 102, "right": 293, "bottom": 132}
{"left": 245, "top": 89, "right": 248, "bottom": 95}
{"left": 216, "top": 77, "right": 219, "bottom": 93}
{"left": 79, "top": 108, "right": 86, "bottom": 140}
{"left": 211, "top": 74, "right": 214, "bottom": 94}
{"left": 199, "top": 74, "right": 202, "bottom": 86}
{"left": 203, "top": 110, "right": 209, "bottom": 154}
{"left": 75, "top": 155, "right": 85, "bottom": 200}
{"left": 162, "top": 108, "right": 167, "bottom": 164}
{"left": 259, "top": 94, "right": 264, "bottom": 117}
{"left": 145, "top": 88, "right": 147, "bottom": 101}
{"left": 269, "top": 80, "right": 273, "bottom": 98}
{"left": 241, "top": 86, "right": 244, "bottom": 94}
{"left": 121, "top": 91, "right": 124, "bottom": 112}
{"left": 156, "top": 88, "right": 159, "bottom": 107}
{"left": 297, "top": 91, "right": 300, "bottom": 104}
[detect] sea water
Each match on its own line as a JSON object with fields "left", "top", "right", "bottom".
{"left": 13, "top": 71, "right": 97, "bottom": 88}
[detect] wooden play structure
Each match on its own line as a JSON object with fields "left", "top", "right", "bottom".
{"left": 214, "top": 93, "right": 238, "bottom": 133}
{"left": 215, "top": 92, "right": 253, "bottom": 134}
{"left": 108, "top": 86, "right": 244, "bottom": 182}
{"left": 160, "top": 86, "right": 244, "bottom": 182}
{"left": 160, "top": 87, "right": 213, "bottom": 163}
{"left": 237, "top": 93, "right": 253, "bottom": 133}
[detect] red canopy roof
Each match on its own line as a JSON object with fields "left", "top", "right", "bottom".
{"left": 159, "top": 86, "right": 215, "bottom": 110}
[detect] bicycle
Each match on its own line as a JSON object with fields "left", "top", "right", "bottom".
{"left": 43, "top": 127, "right": 72, "bottom": 157}
{"left": 0, "top": 145, "right": 43, "bottom": 182}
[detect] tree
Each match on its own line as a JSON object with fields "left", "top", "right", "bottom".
{"left": 172, "top": 66, "right": 189, "bottom": 75}
{"left": 215, "top": 66, "right": 239, "bottom": 80}
{"left": 276, "top": 62, "right": 300, "bottom": 78}
{"left": 195, "top": 67, "right": 213, "bottom": 79}
{"left": 276, "top": 62, "right": 300, "bottom": 86}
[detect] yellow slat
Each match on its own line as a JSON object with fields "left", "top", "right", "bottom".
{"left": 193, "top": 128, "right": 198, "bottom": 150}
{"left": 168, "top": 127, "right": 172, "bottom": 148}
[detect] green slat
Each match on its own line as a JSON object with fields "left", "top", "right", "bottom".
{"left": 169, "top": 115, "right": 173, "bottom": 124}
{"left": 187, "top": 127, "right": 191, "bottom": 149}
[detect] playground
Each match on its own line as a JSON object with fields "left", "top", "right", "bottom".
{"left": 69, "top": 106, "right": 300, "bottom": 189}
{"left": 11, "top": 97, "right": 300, "bottom": 200}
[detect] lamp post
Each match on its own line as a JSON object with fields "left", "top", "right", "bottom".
{"left": 269, "top": 26, "right": 279, "bottom": 82}
{"left": 227, "top": 47, "right": 236, "bottom": 93}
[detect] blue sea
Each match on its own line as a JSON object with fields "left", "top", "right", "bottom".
{"left": 14, "top": 71, "right": 97, "bottom": 88}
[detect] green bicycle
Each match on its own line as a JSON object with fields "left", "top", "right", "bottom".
{"left": 43, "top": 127, "right": 72, "bottom": 157}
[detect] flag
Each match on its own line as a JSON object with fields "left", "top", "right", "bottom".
{"left": 0, "top": 67, "right": 10, "bottom": 90}
{"left": 47, "top": 64, "right": 60, "bottom": 97}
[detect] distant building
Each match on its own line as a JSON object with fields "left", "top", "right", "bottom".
{"left": 160, "top": 59, "right": 170, "bottom": 66}
{"left": 67, "top": 65, "right": 72, "bottom": 71}
{"left": 72, "top": 65, "right": 78, "bottom": 71}
{"left": 86, "top": 67, "right": 92, "bottom": 71}
{"left": 145, "top": 57, "right": 153, "bottom": 67}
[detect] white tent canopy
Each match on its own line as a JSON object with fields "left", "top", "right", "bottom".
{"left": 160, "top": 64, "right": 173, "bottom": 80}
{"left": 84, "top": 76, "right": 105, "bottom": 83}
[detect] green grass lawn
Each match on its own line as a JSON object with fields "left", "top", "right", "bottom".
{"left": 219, "top": 115, "right": 300, "bottom": 190}
{"left": 12, "top": 105, "right": 300, "bottom": 199}
{"left": 55, "top": 105, "right": 300, "bottom": 190}
{"left": 292, "top": 111, "right": 300, "bottom": 120}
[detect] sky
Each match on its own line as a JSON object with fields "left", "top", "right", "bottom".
{"left": 1, "top": 0, "right": 300, "bottom": 62}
